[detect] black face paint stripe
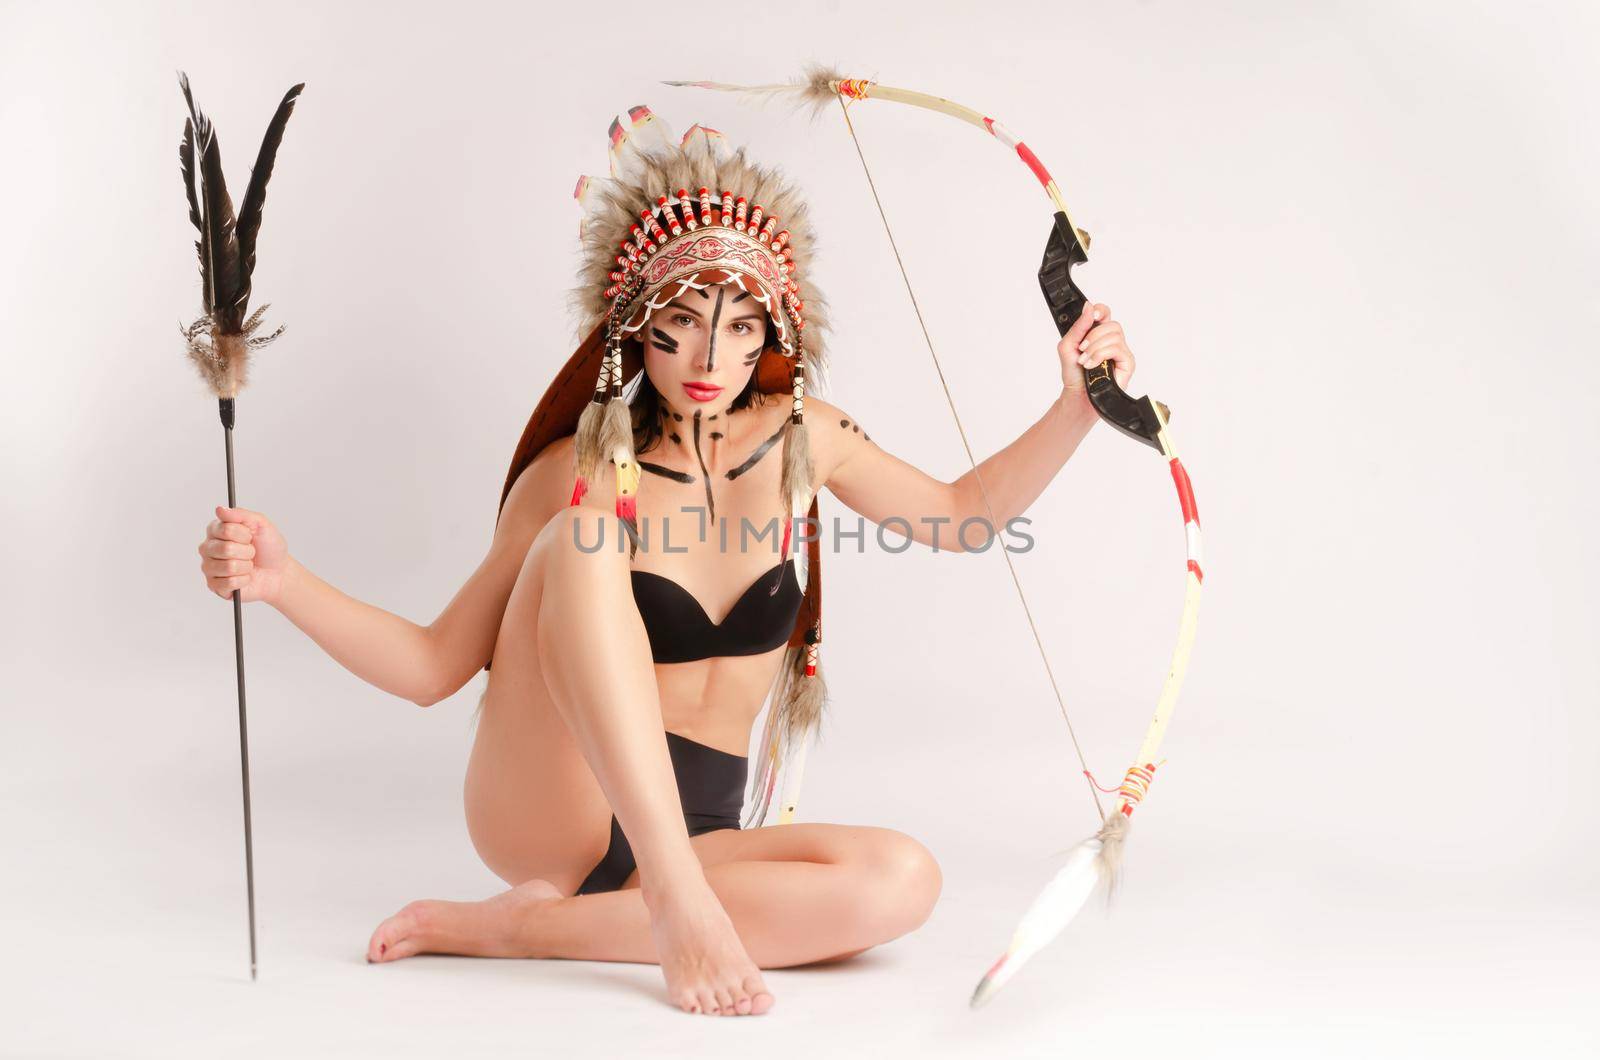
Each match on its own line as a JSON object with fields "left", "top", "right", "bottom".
{"left": 691, "top": 411, "right": 716, "bottom": 521}
{"left": 731, "top": 290, "right": 750, "bottom": 303}
{"left": 726, "top": 424, "right": 787, "bottom": 480}
{"left": 705, "top": 287, "right": 725, "bottom": 372}
{"left": 650, "top": 326, "right": 679, "bottom": 353}
{"left": 640, "top": 461, "right": 695, "bottom": 483}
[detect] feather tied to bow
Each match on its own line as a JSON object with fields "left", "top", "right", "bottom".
{"left": 177, "top": 73, "right": 303, "bottom": 400}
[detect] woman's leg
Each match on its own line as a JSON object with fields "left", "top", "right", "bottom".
{"left": 459, "top": 504, "right": 771, "bottom": 1016}
{"left": 523, "top": 824, "right": 943, "bottom": 967}
{"left": 369, "top": 823, "right": 942, "bottom": 979}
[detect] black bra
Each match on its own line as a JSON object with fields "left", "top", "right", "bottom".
{"left": 631, "top": 558, "right": 802, "bottom": 664}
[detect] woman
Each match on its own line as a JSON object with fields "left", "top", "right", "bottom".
{"left": 194, "top": 110, "right": 1134, "bottom": 1017}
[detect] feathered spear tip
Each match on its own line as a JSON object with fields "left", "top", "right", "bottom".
{"left": 177, "top": 72, "right": 303, "bottom": 399}
{"left": 969, "top": 813, "right": 1131, "bottom": 1009}
{"left": 661, "top": 63, "right": 853, "bottom": 123}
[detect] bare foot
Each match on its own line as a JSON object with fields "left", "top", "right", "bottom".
{"left": 643, "top": 879, "right": 775, "bottom": 1017}
{"left": 366, "top": 878, "right": 562, "bottom": 963}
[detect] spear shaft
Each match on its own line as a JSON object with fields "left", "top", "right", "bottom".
{"left": 220, "top": 396, "right": 258, "bottom": 980}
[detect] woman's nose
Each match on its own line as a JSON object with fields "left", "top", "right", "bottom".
{"left": 697, "top": 335, "right": 720, "bottom": 372}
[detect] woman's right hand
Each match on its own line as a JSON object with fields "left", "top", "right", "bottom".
{"left": 198, "top": 506, "right": 291, "bottom": 605}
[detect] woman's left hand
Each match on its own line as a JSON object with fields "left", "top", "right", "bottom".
{"left": 1057, "top": 301, "right": 1135, "bottom": 401}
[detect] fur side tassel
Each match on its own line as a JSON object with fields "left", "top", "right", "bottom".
{"left": 1096, "top": 809, "right": 1130, "bottom": 901}
{"left": 742, "top": 642, "right": 828, "bottom": 828}
{"left": 780, "top": 643, "right": 826, "bottom": 753}
{"left": 572, "top": 398, "right": 606, "bottom": 489}
{"left": 598, "top": 394, "right": 636, "bottom": 472}
{"left": 778, "top": 418, "right": 814, "bottom": 583}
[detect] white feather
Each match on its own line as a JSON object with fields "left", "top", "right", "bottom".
{"left": 970, "top": 835, "right": 1105, "bottom": 1008}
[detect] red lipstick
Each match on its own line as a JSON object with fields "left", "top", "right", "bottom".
{"left": 682, "top": 382, "right": 723, "bottom": 402}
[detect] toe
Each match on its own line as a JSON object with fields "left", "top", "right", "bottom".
{"left": 698, "top": 988, "right": 721, "bottom": 1016}
{"left": 714, "top": 987, "right": 735, "bottom": 1016}
{"left": 366, "top": 908, "right": 420, "bottom": 963}
{"left": 732, "top": 992, "right": 753, "bottom": 1015}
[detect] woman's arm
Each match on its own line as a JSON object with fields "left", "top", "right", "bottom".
{"left": 819, "top": 302, "right": 1134, "bottom": 552}
{"left": 268, "top": 437, "right": 572, "bottom": 707}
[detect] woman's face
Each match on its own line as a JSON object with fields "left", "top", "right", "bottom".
{"left": 642, "top": 286, "right": 768, "bottom": 420}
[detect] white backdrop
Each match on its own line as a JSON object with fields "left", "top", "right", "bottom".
{"left": 2, "top": 0, "right": 1595, "bottom": 1056}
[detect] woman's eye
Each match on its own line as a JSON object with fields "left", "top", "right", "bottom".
{"left": 673, "top": 314, "right": 695, "bottom": 328}
{"left": 731, "top": 321, "right": 752, "bottom": 335}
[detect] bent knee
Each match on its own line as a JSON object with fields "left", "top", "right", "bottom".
{"left": 856, "top": 829, "right": 943, "bottom": 937}
{"left": 532, "top": 505, "right": 631, "bottom": 579}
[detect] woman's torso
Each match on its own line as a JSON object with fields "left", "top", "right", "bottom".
{"left": 601, "top": 395, "right": 808, "bottom": 755}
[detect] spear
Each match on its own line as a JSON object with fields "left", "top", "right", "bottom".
{"left": 176, "top": 71, "right": 304, "bottom": 981}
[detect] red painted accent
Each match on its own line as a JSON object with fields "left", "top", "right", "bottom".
{"left": 984, "top": 953, "right": 1007, "bottom": 979}
{"left": 804, "top": 664, "right": 817, "bottom": 676}
{"left": 1170, "top": 458, "right": 1199, "bottom": 526}
{"left": 1014, "top": 142, "right": 1053, "bottom": 188}
{"left": 780, "top": 519, "right": 792, "bottom": 559}
{"left": 1188, "top": 559, "right": 1205, "bottom": 584}
{"left": 983, "top": 116, "right": 996, "bottom": 137}
{"left": 570, "top": 478, "right": 588, "bottom": 506}
{"left": 1120, "top": 804, "right": 1135, "bottom": 817}
{"left": 616, "top": 495, "right": 637, "bottom": 523}
{"left": 1084, "top": 769, "right": 1121, "bottom": 794}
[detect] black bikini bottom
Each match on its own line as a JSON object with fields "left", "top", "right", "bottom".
{"left": 575, "top": 730, "right": 748, "bottom": 895}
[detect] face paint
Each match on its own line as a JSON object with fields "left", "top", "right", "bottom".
{"left": 704, "top": 287, "right": 725, "bottom": 372}
{"left": 650, "top": 326, "right": 679, "bottom": 354}
{"left": 691, "top": 410, "right": 716, "bottom": 522}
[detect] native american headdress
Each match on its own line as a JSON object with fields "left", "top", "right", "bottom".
{"left": 494, "top": 106, "right": 830, "bottom": 827}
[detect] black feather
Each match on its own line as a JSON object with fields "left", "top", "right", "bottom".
{"left": 179, "top": 118, "right": 202, "bottom": 233}
{"left": 179, "top": 118, "right": 207, "bottom": 284}
{"left": 179, "top": 72, "right": 243, "bottom": 332}
{"left": 235, "top": 82, "right": 304, "bottom": 307}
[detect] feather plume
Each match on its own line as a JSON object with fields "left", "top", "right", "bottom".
{"left": 968, "top": 812, "right": 1135, "bottom": 1007}
{"left": 180, "top": 72, "right": 243, "bottom": 331}
{"left": 969, "top": 835, "right": 1106, "bottom": 1008}
{"left": 176, "top": 73, "right": 302, "bottom": 399}
{"left": 180, "top": 119, "right": 206, "bottom": 277}
{"left": 661, "top": 63, "right": 853, "bottom": 123}
{"left": 179, "top": 119, "right": 203, "bottom": 234}
{"left": 235, "top": 82, "right": 305, "bottom": 313}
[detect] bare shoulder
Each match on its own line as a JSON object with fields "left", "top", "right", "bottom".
{"left": 497, "top": 434, "right": 579, "bottom": 542}
{"left": 802, "top": 395, "right": 878, "bottom": 482}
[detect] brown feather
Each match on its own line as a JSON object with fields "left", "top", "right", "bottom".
{"left": 235, "top": 83, "right": 305, "bottom": 309}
